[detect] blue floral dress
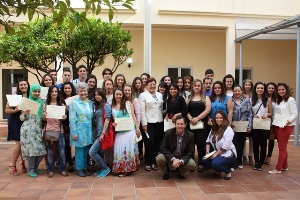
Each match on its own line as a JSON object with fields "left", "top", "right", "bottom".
{"left": 69, "top": 98, "right": 93, "bottom": 147}
{"left": 112, "top": 102, "right": 139, "bottom": 173}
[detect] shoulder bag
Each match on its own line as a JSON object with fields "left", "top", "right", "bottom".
{"left": 101, "top": 104, "right": 116, "bottom": 151}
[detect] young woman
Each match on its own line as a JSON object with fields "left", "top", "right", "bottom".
{"left": 6, "top": 79, "right": 30, "bottom": 175}
{"left": 103, "top": 78, "right": 114, "bottom": 104}
{"left": 186, "top": 79, "right": 211, "bottom": 172}
{"left": 202, "top": 111, "right": 236, "bottom": 180}
{"left": 160, "top": 75, "right": 174, "bottom": 87}
{"left": 89, "top": 89, "right": 111, "bottom": 178}
{"left": 40, "top": 74, "right": 55, "bottom": 87}
{"left": 113, "top": 74, "right": 126, "bottom": 90}
{"left": 124, "top": 84, "right": 141, "bottom": 127}
{"left": 43, "top": 85, "right": 68, "bottom": 178}
{"left": 140, "top": 73, "right": 150, "bottom": 92}
{"left": 242, "top": 79, "right": 254, "bottom": 165}
{"left": 183, "top": 75, "right": 193, "bottom": 94}
{"left": 268, "top": 83, "right": 298, "bottom": 174}
{"left": 112, "top": 89, "right": 140, "bottom": 177}
{"left": 209, "top": 81, "right": 233, "bottom": 125}
{"left": 158, "top": 82, "right": 168, "bottom": 103}
{"left": 85, "top": 74, "right": 97, "bottom": 101}
{"left": 251, "top": 81, "right": 272, "bottom": 171}
{"left": 265, "top": 82, "right": 277, "bottom": 165}
{"left": 69, "top": 82, "right": 93, "bottom": 177}
{"left": 60, "top": 82, "right": 77, "bottom": 172}
{"left": 223, "top": 74, "right": 235, "bottom": 97}
{"left": 176, "top": 77, "right": 190, "bottom": 98}
{"left": 20, "top": 84, "right": 47, "bottom": 178}
{"left": 132, "top": 77, "right": 143, "bottom": 98}
{"left": 231, "top": 85, "right": 252, "bottom": 169}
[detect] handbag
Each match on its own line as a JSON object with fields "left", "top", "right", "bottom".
{"left": 43, "top": 104, "right": 62, "bottom": 142}
{"left": 190, "top": 120, "right": 204, "bottom": 130}
{"left": 101, "top": 104, "right": 116, "bottom": 151}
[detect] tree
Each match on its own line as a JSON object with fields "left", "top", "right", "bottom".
{"left": 0, "top": 0, "right": 135, "bottom": 34}
{"left": 0, "top": 15, "right": 133, "bottom": 82}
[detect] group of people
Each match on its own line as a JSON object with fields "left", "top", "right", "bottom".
{"left": 6, "top": 66, "right": 297, "bottom": 181}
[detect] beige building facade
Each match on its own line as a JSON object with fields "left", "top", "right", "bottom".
{"left": 0, "top": 0, "right": 299, "bottom": 119}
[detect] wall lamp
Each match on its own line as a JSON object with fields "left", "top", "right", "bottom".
{"left": 127, "top": 58, "right": 133, "bottom": 68}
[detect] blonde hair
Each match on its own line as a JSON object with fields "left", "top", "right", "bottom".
{"left": 187, "top": 79, "right": 206, "bottom": 105}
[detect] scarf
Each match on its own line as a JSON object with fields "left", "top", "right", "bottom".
{"left": 29, "top": 84, "right": 44, "bottom": 119}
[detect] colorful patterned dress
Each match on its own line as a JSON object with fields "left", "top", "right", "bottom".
{"left": 112, "top": 103, "right": 139, "bottom": 173}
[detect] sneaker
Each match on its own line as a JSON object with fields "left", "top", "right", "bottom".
{"left": 97, "top": 168, "right": 110, "bottom": 178}
{"left": 268, "top": 169, "right": 281, "bottom": 174}
{"left": 83, "top": 168, "right": 91, "bottom": 176}
{"left": 27, "top": 171, "right": 38, "bottom": 178}
{"left": 238, "top": 165, "right": 243, "bottom": 169}
{"left": 35, "top": 169, "right": 44, "bottom": 174}
{"left": 94, "top": 169, "right": 104, "bottom": 176}
{"left": 231, "top": 168, "right": 235, "bottom": 172}
{"left": 281, "top": 168, "right": 288, "bottom": 171}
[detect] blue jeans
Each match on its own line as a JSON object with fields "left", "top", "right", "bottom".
{"left": 89, "top": 139, "right": 109, "bottom": 170}
{"left": 202, "top": 153, "right": 236, "bottom": 174}
{"left": 46, "top": 133, "right": 66, "bottom": 172}
{"left": 75, "top": 146, "right": 89, "bottom": 170}
{"left": 27, "top": 155, "right": 44, "bottom": 173}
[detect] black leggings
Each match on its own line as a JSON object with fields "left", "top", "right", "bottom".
{"left": 252, "top": 129, "right": 269, "bottom": 165}
{"left": 190, "top": 128, "right": 209, "bottom": 165}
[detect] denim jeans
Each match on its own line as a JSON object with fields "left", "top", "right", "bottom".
{"left": 27, "top": 155, "right": 44, "bottom": 172}
{"left": 45, "top": 133, "right": 66, "bottom": 172}
{"left": 89, "top": 139, "right": 109, "bottom": 170}
{"left": 202, "top": 153, "right": 236, "bottom": 174}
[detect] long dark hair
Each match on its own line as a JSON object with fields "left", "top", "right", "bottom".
{"left": 112, "top": 88, "right": 127, "bottom": 115}
{"left": 166, "top": 83, "right": 180, "bottom": 108}
{"left": 94, "top": 88, "right": 107, "bottom": 110}
{"left": 210, "top": 111, "right": 229, "bottom": 141}
{"left": 175, "top": 77, "right": 185, "bottom": 97}
{"left": 210, "top": 81, "right": 226, "bottom": 102}
{"left": 16, "top": 79, "right": 30, "bottom": 97}
{"left": 267, "top": 82, "right": 277, "bottom": 102}
{"left": 252, "top": 81, "right": 268, "bottom": 107}
{"left": 86, "top": 74, "right": 97, "bottom": 100}
{"left": 132, "top": 77, "right": 142, "bottom": 96}
{"left": 60, "top": 82, "right": 76, "bottom": 103}
{"left": 40, "top": 74, "right": 55, "bottom": 87}
{"left": 46, "top": 85, "right": 61, "bottom": 105}
{"left": 276, "top": 82, "right": 291, "bottom": 104}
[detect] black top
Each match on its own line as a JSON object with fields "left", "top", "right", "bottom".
{"left": 187, "top": 100, "right": 208, "bottom": 123}
{"left": 166, "top": 95, "right": 188, "bottom": 118}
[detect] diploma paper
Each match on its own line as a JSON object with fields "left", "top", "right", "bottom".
{"left": 164, "top": 119, "right": 175, "bottom": 132}
{"left": 272, "top": 114, "right": 288, "bottom": 127}
{"left": 40, "top": 87, "right": 49, "bottom": 100}
{"left": 253, "top": 118, "right": 271, "bottom": 130}
{"left": 115, "top": 117, "right": 134, "bottom": 131}
{"left": 46, "top": 105, "right": 65, "bottom": 119}
{"left": 18, "top": 97, "right": 40, "bottom": 115}
{"left": 6, "top": 95, "right": 22, "bottom": 107}
{"left": 190, "top": 121, "right": 204, "bottom": 130}
{"left": 232, "top": 121, "right": 249, "bottom": 132}
{"left": 65, "top": 95, "right": 79, "bottom": 106}
{"left": 203, "top": 150, "right": 216, "bottom": 160}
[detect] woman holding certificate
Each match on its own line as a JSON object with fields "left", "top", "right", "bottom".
{"left": 251, "top": 81, "right": 272, "bottom": 171}
{"left": 69, "top": 82, "right": 93, "bottom": 177}
{"left": 202, "top": 111, "right": 236, "bottom": 180}
{"left": 112, "top": 89, "right": 140, "bottom": 177}
{"left": 268, "top": 83, "right": 298, "bottom": 174}
{"left": 6, "top": 79, "right": 30, "bottom": 175}
{"left": 231, "top": 85, "right": 252, "bottom": 169}
{"left": 43, "top": 85, "right": 68, "bottom": 178}
{"left": 186, "top": 79, "right": 211, "bottom": 173}
{"left": 20, "top": 84, "right": 47, "bottom": 178}
{"left": 139, "top": 77, "right": 164, "bottom": 171}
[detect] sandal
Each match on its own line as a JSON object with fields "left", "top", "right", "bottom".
{"left": 47, "top": 172, "right": 54, "bottom": 178}
{"left": 8, "top": 166, "right": 20, "bottom": 176}
{"left": 19, "top": 162, "right": 27, "bottom": 173}
{"left": 198, "top": 165, "right": 204, "bottom": 173}
{"left": 118, "top": 172, "right": 127, "bottom": 177}
{"left": 61, "top": 171, "right": 68, "bottom": 177}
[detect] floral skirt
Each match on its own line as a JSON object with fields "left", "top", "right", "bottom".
{"left": 112, "top": 129, "right": 140, "bottom": 173}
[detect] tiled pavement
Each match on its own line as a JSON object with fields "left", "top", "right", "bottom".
{"left": 0, "top": 124, "right": 300, "bottom": 199}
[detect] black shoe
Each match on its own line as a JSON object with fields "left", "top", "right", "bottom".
{"left": 224, "top": 172, "right": 231, "bottom": 180}
{"left": 68, "top": 166, "right": 74, "bottom": 172}
{"left": 176, "top": 169, "right": 185, "bottom": 179}
{"left": 83, "top": 168, "right": 91, "bottom": 176}
{"left": 77, "top": 170, "right": 86, "bottom": 177}
{"left": 162, "top": 169, "right": 170, "bottom": 180}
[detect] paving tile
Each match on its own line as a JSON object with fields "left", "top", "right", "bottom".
{"left": 280, "top": 183, "right": 300, "bottom": 190}
{"left": 262, "top": 183, "right": 288, "bottom": 191}
{"left": 113, "top": 188, "right": 135, "bottom": 197}
{"left": 160, "top": 195, "right": 184, "bottom": 200}
{"left": 0, "top": 189, "right": 23, "bottom": 198}
{"left": 205, "top": 193, "right": 232, "bottom": 200}
{"left": 227, "top": 193, "right": 256, "bottom": 200}
{"left": 65, "top": 188, "right": 91, "bottom": 197}
{"left": 199, "top": 185, "right": 225, "bottom": 194}
{"left": 184, "top": 194, "right": 209, "bottom": 200}
{"left": 221, "top": 185, "right": 247, "bottom": 193}
{"left": 71, "top": 181, "right": 92, "bottom": 188}
{"left": 92, "top": 181, "right": 114, "bottom": 188}
{"left": 135, "top": 181, "right": 156, "bottom": 188}
{"left": 241, "top": 184, "right": 268, "bottom": 192}
{"left": 18, "top": 189, "right": 45, "bottom": 198}
{"left": 48, "top": 181, "right": 72, "bottom": 189}
{"left": 113, "top": 196, "right": 136, "bottom": 200}
{"left": 250, "top": 191, "right": 278, "bottom": 200}
{"left": 272, "top": 191, "right": 299, "bottom": 199}
{"left": 40, "top": 189, "right": 68, "bottom": 199}
{"left": 155, "top": 180, "right": 177, "bottom": 187}
{"left": 178, "top": 186, "right": 204, "bottom": 195}
{"left": 137, "top": 195, "right": 160, "bottom": 200}
{"left": 89, "top": 197, "right": 111, "bottom": 200}
{"left": 157, "top": 187, "right": 181, "bottom": 196}
{"left": 26, "top": 181, "right": 52, "bottom": 189}
{"left": 113, "top": 180, "right": 135, "bottom": 188}
{"left": 136, "top": 187, "right": 158, "bottom": 196}
{"left": 89, "top": 188, "right": 113, "bottom": 197}
{"left": 290, "top": 190, "right": 300, "bottom": 197}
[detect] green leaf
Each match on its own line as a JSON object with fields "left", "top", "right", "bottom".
{"left": 57, "top": 1, "right": 68, "bottom": 14}
{"left": 65, "top": 0, "right": 71, "bottom": 7}
{"left": 96, "top": 4, "right": 101, "bottom": 15}
{"left": 108, "top": 8, "right": 114, "bottom": 21}
{"left": 28, "top": 8, "right": 35, "bottom": 21}
{"left": 103, "top": 0, "right": 112, "bottom": 8}
{"left": 74, "top": 13, "right": 80, "bottom": 25}
{"left": 122, "top": 3, "right": 135, "bottom": 12}
{"left": 0, "top": 3, "right": 9, "bottom": 15}
{"left": 69, "top": 18, "right": 75, "bottom": 30}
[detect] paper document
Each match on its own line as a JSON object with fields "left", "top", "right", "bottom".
{"left": 65, "top": 95, "right": 79, "bottom": 106}
{"left": 46, "top": 105, "right": 66, "bottom": 119}
{"left": 203, "top": 150, "right": 217, "bottom": 160}
{"left": 114, "top": 117, "right": 134, "bottom": 131}
{"left": 164, "top": 119, "right": 175, "bottom": 132}
{"left": 6, "top": 95, "right": 22, "bottom": 107}
{"left": 40, "top": 87, "right": 49, "bottom": 100}
{"left": 18, "top": 97, "right": 40, "bottom": 115}
{"left": 253, "top": 118, "right": 271, "bottom": 130}
{"left": 232, "top": 121, "right": 249, "bottom": 132}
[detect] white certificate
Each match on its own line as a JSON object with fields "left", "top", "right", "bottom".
{"left": 115, "top": 117, "right": 134, "bottom": 131}
{"left": 203, "top": 150, "right": 216, "bottom": 160}
{"left": 272, "top": 114, "right": 288, "bottom": 127}
{"left": 164, "top": 119, "right": 175, "bottom": 132}
{"left": 40, "top": 87, "right": 49, "bottom": 100}
{"left": 65, "top": 95, "right": 79, "bottom": 106}
{"left": 253, "top": 118, "right": 271, "bottom": 130}
{"left": 46, "top": 105, "right": 65, "bottom": 119}
{"left": 190, "top": 121, "right": 204, "bottom": 130}
{"left": 6, "top": 95, "right": 23, "bottom": 107}
{"left": 18, "top": 97, "right": 40, "bottom": 115}
{"left": 232, "top": 121, "right": 249, "bottom": 132}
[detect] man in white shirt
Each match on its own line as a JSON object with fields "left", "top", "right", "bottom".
{"left": 72, "top": 65, "right": 87, "bottom": 83}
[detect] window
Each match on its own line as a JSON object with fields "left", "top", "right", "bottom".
{"left": 235, "top": 68, "right": 252, "bottom": 85}
{"left": 167, "top": 67, "right": 192, "bottom": 79}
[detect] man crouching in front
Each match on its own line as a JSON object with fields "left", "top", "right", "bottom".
{"left": 156, "top": 116, "right": 196, "bottom": 180}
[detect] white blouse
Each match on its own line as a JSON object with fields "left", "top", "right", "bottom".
{"left": 251, "top": 99, "right": 269, "bottom": 118}
{"left": 273, "top": 97, "right": 298, "bottom": 126}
